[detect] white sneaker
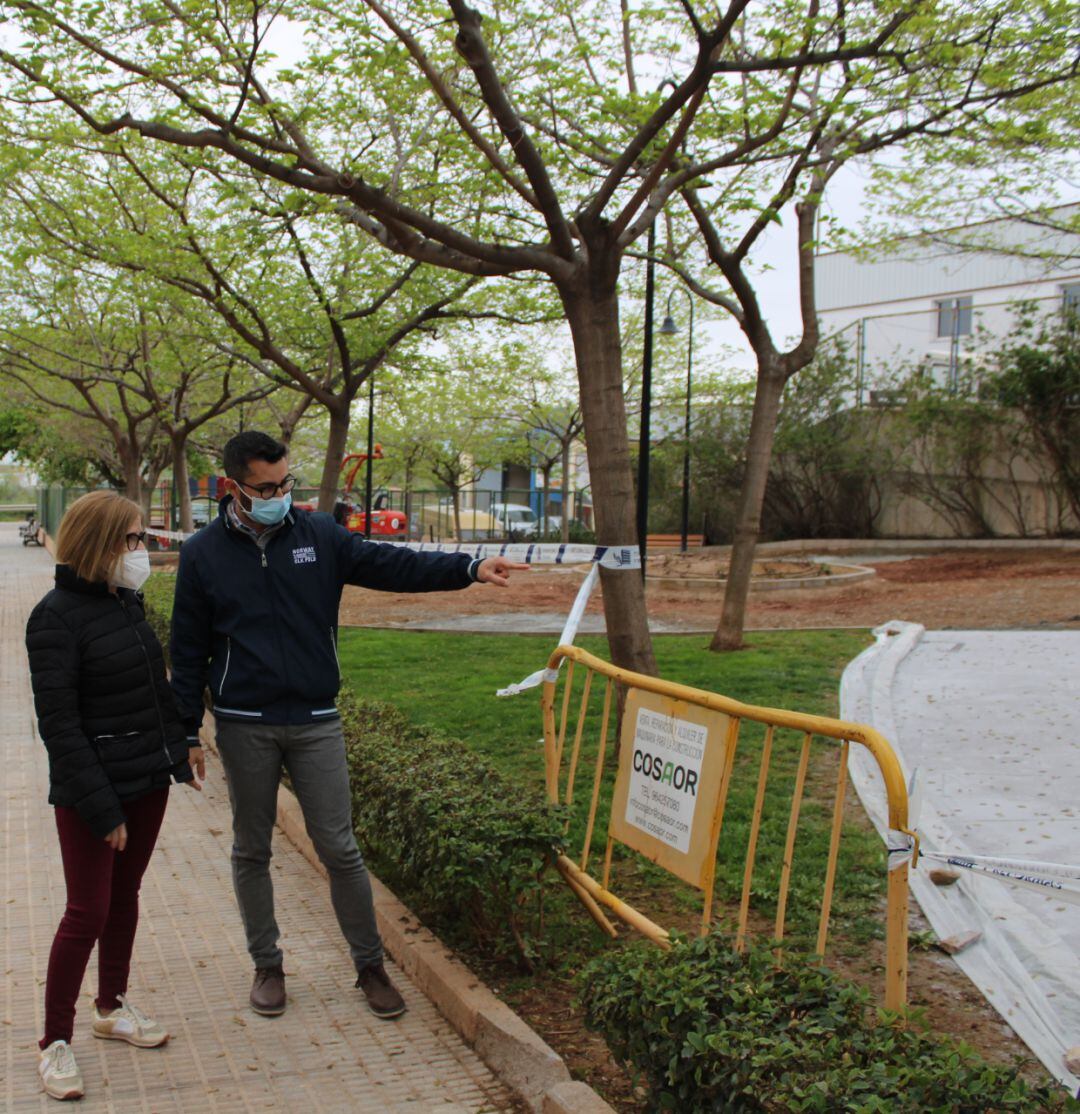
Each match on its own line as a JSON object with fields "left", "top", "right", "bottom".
{"left": 38, "top": 1040, "right": 84, "bottom": 1101}
{"left": 91, "top": 995, "right": 169, "bottom": 1048}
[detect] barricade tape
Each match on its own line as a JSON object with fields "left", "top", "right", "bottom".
{"left": 381, "top": 539, "right": 641, "bottom": 569}
{"left": 887, "top": 831, "right": 1080, "bottom": 905}
{"left": 143, "top": 525, "right": 638, "bottom": 698}
{"left": 145, "top": 527, "right": 642, "bottom": 570}
{"left": 145, "top": 527, "right": 193, "bottom": 543}
{"left": 497, "top": 562, "right": 600, "bottom": 697}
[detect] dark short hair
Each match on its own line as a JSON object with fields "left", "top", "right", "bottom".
{"left": 223, "top": 431, "right": 288, "bottom": 480}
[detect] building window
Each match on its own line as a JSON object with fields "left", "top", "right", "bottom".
{"left": 926, "top": 361, "right": 951, "bottom": 390}
{"left": 1063, "top": 283, "right": 1080, "bottom": 313}
{"left": 936, "top": 296, "right": 973, "bottom": 338}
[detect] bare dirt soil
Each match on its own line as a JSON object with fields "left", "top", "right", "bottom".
{"left": 340, "top": 548, "right": 1080, "bottom": 632}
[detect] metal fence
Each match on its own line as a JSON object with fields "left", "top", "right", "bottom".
{"left": 541, "top": 645, "right": 914, "bottom": 1012}
{"left": 36, "top": 483, "right": 596, "bottom": 545}
{"left": 192, "top": 485, "right": 594, "bottom": 541}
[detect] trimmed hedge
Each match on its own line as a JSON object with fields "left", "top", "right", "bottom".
{"left": 579, "top": 932, "right": 1068, "bottom": 1113}
{"left": 338, "top": 689, "right": 567, "bottom": 964}
{"left": 142, "top": 580, "right": 173, "bottom": 661}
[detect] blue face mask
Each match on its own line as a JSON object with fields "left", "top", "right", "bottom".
{"left": 247, "top": 491, "right": 292, "bottom": 525}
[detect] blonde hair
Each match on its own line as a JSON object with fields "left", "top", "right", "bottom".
{"left": 56, "top": 490, "right": 144, "bottom": 584}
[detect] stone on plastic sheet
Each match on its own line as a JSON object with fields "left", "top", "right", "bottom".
{"left": 929, "top": 868, "right": 961, "bottom": 886}
{"left": 937, "top": 929, "right": 983, "bottom": 955}
{"left": 1064, "top": 1047, "right": 1080, "bottom": 1076}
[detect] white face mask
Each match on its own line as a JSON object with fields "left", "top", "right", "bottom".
{"left": 112, "top": 548, "right": 151, "bottom": 591}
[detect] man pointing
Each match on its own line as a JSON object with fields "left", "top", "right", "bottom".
{"left": 169, "top": 431, "right": 526, "bottom": 1019}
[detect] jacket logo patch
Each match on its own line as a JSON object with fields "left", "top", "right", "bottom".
{"left": 292, "top": 546, "right": 317, "bottom": 565}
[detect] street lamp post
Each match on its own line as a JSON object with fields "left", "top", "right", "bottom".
{"left": 636, "top": 222, "right": 656, "bottom": 580}
{"left": 659, "top": 289, "right": 694, "bottom": 552}
{"left": 636, "top": 80, "right": 679, "bottom": 576}
{"left": 363, "top": 372, "right": 375, "bottom": 539}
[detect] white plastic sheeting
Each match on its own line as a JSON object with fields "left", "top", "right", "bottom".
{"left": 841, "top": 621, "right": 1080, "bottom": 1095}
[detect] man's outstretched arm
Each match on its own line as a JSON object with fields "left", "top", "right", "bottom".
{"left": 337, "top": 526, "right": 528, "bottom": 591}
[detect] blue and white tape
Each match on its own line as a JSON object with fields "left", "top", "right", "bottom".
{"left": 144, "top": 526, "right": 637, "bottom": 699}
{"left": 144, "top": 527, "right": 194, "bottom": 543}
{"left": 887, "top": 832, "right": 1080, "bottom": 905}
{"left": 145, "top": 529, "right": 641, "bottom": 570}
{"left": 497, "top": 562, "right": 601, "bottom": 698}
{"left": 391, "top": 540, "right": 641, "bottom": 569}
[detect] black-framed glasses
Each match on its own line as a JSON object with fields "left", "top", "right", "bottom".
{"left": 237, "top": 474, "right": 297, "bottom": 500}
{"left": 125, "top": 531, "right": 147, "bottom": 551}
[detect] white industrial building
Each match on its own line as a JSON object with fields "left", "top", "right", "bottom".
{"left": 815, "top": 206, "right": 1080, "bottom": 401}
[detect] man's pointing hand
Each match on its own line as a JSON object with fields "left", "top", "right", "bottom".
{"left": 475, "top": 557, "right": 531, "bottom": 587}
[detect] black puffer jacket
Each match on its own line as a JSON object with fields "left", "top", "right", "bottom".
{"left": 26, "top": 564, "right": 192, "bottom": 838}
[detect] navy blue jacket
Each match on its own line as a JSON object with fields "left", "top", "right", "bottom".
{"left": 169, "top": 498, "right": 477, "bottom": 730}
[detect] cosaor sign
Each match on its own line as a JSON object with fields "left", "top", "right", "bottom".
{"left": 609, "top": 690, "right": 731, "bottom": 888}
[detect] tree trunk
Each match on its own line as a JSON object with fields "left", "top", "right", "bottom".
{"left": 119, "top": 446, "right": 145, "bottom": 513}
{"left": 452, "top": 486, "right": 462, "bottom": 541}
{"left": 711, "top": 365, "right": 786, "bottom": 652}
{"left": 560, "top": 439, "right": 571, "bottom": 543}
{"left": 541, "top": 462, "right": 553, "bottom": 536}
{"left": 144, "top": 461, "right": 167, "bottom": 524}
{"left": 318, "top": 402, "right": 351, "bottom": 513}
{"left": 277, "top": 391, "right": 314, "bottom": 447}
{"left": 172, "top": 432, "right": 194, "bottom": 534}
{"left": 560, "top": 276, "right": 656, "bottom": 678}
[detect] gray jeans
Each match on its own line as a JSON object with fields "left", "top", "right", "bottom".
{"left": 214, "top": 718, "right": 382, "bottom": 972}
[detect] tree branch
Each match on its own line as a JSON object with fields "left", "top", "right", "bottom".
{"left": 447, "top": 1, "right": 576, "bottom": 260}
{"left": 361, "top": 0, "right": 541, "bottom": 209}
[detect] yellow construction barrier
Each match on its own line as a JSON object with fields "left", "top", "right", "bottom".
{"left": 540, "top": 645, "right": 917, "bottom": 1012}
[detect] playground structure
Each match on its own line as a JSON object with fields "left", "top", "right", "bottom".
{"left": 541, "top": 645, "right": 915, "bottom": 1012}
{"left": 292, "top": 446, "right": 408, "bottom": 538}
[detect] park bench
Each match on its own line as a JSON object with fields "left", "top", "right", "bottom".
{"left": 646, "top": 532, "right": 704, "bottom": 549}
{"left": 19, "top": 514, "right": 43, "bottom": 547}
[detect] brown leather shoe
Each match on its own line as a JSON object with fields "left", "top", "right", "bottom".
{"left": 355, "top": 962, "right": 405, "bottom": 1019}
{"left": 250, "top": 965, "right": 286, "bottom": 1016}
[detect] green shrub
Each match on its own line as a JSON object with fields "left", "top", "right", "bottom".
{"left": 579, "top": 932, "right": 1067, "bottom": 1113}
{"left": 141, "top": 578, "right": 173, "bottom": 662}
{"left": 339, "top": 689, "right": 567, "bottom": 965}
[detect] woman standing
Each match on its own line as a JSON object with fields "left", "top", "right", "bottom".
{"left": 25, "top": 490, "right": 204, "bottom": 1101}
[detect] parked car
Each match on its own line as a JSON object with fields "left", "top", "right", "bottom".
{"left": 491, "top": 502, "right": 539, "bottom": 539}
{"left": 424, "top": 501, "right": 501, "bottom": 541}
{"left": 537, "top": 514, "right": 594, "bottom": 541}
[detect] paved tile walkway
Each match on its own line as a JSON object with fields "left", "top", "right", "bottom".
{"left": 1, "top": 526, "right": 514, "bottom": 1112}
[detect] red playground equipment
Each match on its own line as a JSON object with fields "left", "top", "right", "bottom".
{"left": 294, "top": 446, "right": 407, "bottom": 537}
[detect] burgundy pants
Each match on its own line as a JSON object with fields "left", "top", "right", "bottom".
{"left": 41, "top": 788, "right": 168, "bottom": 1048}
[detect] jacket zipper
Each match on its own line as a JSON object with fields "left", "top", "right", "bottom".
{"left": 259, "top": 542, "right": 290, "bottom": 703}
{"left": 330, "top": 627, "right": 340, "bottom": 681}
{"left": 218, "top": 636, "right": 232, "bottom": 698}
{"left": 119, "top": 594, "right": 173, "bottom": 768}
